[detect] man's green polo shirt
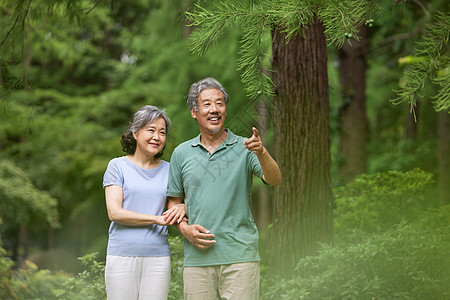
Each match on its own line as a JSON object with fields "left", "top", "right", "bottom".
{"left": 167, "top": 129, "right": 263, "bottom": 267}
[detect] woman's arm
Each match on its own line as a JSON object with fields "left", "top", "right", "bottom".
{"left": 105, "top": 185, "right": 168, "bottom": 226}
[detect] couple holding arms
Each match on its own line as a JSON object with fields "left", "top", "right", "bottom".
{"left": 103, "top": 78, "right": 281, "bottom": 300}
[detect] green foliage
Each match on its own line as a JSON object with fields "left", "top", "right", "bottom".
{"left": 1, "top": 221, "right": 65, "bottom": 299}
{"left": 319, "top": 0, "right": 380, "bottom": 47}
{"left": 186, "top": 0, "right": 380, "bottom": 99}
{"left": 0, "top": 244, "right": 66, "bottom": 300}
{"left": 55, "top": 252, "right": 106, "bottom": 300}
{"left": 7, "top": 260, "right": 67, "bottom": 300}
{"left": 168, "top": 235, "right": 185, "bottom": 300}
{"left": 393, "top": 9, "right": 450, "bottom": 113}
{"left": 262, "top": 206, "right": 450, "bottom": 299}
{"left": 0, "top": 159, "right": 59, "bottom": 230}
{"left": 0, "top": 229, "right": 16, "bottom": 299}
{"left": 334, "top": 168, "right": 435, "bottom": 236}
{"left": 0, "top": 0, "right": 103, "bottom": 97}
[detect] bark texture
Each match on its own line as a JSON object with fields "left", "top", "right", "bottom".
{"left": 270, "top": 17, "right": 333, "bottom": 276}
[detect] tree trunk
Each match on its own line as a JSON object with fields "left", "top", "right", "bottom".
{"left": 338, "top": 26, "right": 369, "bottom": 183}
{"left": 437, "top": 111, "right": 450, "bottom": 206}
{"left": 270, "top": 16, "right": 333, "bottom": 277}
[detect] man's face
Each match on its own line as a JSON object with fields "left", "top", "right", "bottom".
{"left": 191, "top": 88, "right": 227, "bottom": 134}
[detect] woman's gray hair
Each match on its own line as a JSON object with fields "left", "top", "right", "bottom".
{"left": 185, "top": 77, "right": 229, "bottom": 111}
{"left": 121, "top": 105, "right": 171, "bottom": 156}
{"left": 129, "top": 105, "right": 171, "bottom": 133}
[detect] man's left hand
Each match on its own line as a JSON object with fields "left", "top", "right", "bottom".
{"left": 243, "top": 127, "right": 265, "bottom": 156}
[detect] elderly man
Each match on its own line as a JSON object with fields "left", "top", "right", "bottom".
{"left": 167, "top": 77, "right": 281, "bottom": 300}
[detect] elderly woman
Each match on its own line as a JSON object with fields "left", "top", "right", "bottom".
{"left": 103, "top": 105, "right": 184, "bottom": 300}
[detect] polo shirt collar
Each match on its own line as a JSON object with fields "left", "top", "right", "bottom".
{"left": 191, "top": 129, "right": 238, "bottom": 147}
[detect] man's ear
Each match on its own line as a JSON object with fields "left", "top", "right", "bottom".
{"left": 190, "top": 108, "right": 197, "bottom": 119}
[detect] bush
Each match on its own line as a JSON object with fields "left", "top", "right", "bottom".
{"left": 169, "top": 235, "right": 185, "bottom": 300}
{"left": 55, "top": 252, "right": 106, "bottom": 300}
{"left": 334, "top": 168, "right": 435, "bottom": 236}
{"left": 0, "top": 253, "right": 67, "bottom": 300}
{"left": 262, "top": 206, "right": 450, "bottom": 300}
{"left": 1, "top": 218, "right": 67, "bottom": 299}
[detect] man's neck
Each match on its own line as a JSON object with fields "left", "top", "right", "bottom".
{"left": 200, "top": 129, "right": 227, "bottom": 154}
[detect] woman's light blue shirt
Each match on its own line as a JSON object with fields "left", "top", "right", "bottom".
{"left": 103, "top": 157, "right": 170, "bottom": 257}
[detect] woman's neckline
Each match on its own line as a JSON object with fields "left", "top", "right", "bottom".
{"left": 124, "top": 155, "right": 163, "bottom": 170}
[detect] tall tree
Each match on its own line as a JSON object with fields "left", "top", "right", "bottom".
{"left": 271, "top": 18, "right": 333, "bottom": 272}
{"left": 338, "top": 25, "right": 369, "bottom": 182}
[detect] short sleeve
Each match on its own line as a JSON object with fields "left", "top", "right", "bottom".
{"left": 167, "top": 148, "right": 185, "bottom": 198}
{"left": 248, "top": 151, "right": 263, "bottom": 180}
{"left": 102, "top": 158, "right": 124, "bottom": 189}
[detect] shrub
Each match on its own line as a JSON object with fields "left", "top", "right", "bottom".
{"left": 55, "top": 252, "right": 106, "bottom": 300}
{"left": 169, "top": 235, "right": 185, "bottom": 300}
{"left": 334, "top": 168, "right": 435, "bottom": 236}
{"left": 1, "top": 218, "right": 67, "bottom": 300}
{"left": 262, "top": 206, "right": 450, "bottom": 300}
{"left": 0, "top": 253, "right": 66, "bottom": 300}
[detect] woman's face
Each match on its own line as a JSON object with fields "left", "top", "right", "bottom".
{"left": 133, "top": 117, "right": 167, "bottom": 158}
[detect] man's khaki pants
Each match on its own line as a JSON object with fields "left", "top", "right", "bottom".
{"left": 183, "top": 262, "right": 260, "bottom": 300}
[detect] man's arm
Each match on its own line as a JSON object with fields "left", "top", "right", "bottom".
{"left": 243, "top": 127, "right": 281, "bottom": 186}
{"left": 167, "top": 197, "right": 216, "bottom": 250}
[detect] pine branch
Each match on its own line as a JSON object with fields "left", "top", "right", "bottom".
{"left": 320, "top": 0, "right": 378, "bottom": 47}
{"left": 433, "top": 67, "right": 450, "bottom": 111}
{"left": 85, "top": 0, "right": 103, "bottom": 15}
{"left": 237, "top": 15, "right": 273, "bottom": 99}
{"left": 186, "top": 2, "right": 264, "bottom": 55}
{"left": 186, "top": 0, "right": 378, "bottom": 99}
{"left": 0, "top": 0, "right": 33, "bottom": 48}
{"left": 265, "top": 1, "right": 318, "bottom": 41}
{"left": 392, "top": 9, "right": 450, "bottom": 112}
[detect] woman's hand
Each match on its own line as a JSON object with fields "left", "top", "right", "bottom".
{"left": 154, "top": 215, "right": 169, "bottom": 226}
{"left": 163, "top": 203, "right": 186, "bottom": 225}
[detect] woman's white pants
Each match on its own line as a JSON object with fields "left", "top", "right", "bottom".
{"left": 105, "top": 255, "right": 171, "bottom": 300}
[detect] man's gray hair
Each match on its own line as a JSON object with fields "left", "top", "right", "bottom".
{"left": 185, "top": 77, "right": 229, "bottom": 111}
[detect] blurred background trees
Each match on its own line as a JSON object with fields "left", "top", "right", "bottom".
{"left": 0, "top": 0, "right": 448, "bottom": 298}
